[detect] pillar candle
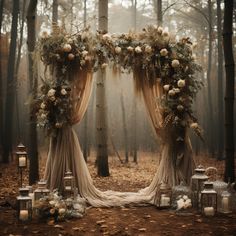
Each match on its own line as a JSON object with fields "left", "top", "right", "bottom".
{"left": 19, "top": 210, "right": 28, "bottom": 221}
{"left": 19, "top": 156, "right": 26, "bottom": 167}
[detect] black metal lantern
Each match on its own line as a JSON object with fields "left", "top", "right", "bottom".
{"left": 63, "top": 170, "right": 75, "bottom": 198}
{"left": 154, "top": 182, "right": 172, "bottom": 209}
{"left": 17, "top": 188, "right": 32, "bottom": 222}
{"left": 34, "top": 180, "right": 50, "bottom": 201}
{"left": 201, "top": 182, "right": 217, "bottom": 216}
{"left": 16, "top": 143, "right": 27, "bottom": 169}
{"left": 191, "top": 165, "right": 209, "bottom": 209}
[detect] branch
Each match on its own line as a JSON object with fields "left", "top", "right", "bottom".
{"left": 162, "top": 1, "right": 178, "bottom": 16}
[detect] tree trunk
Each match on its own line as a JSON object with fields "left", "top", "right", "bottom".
{"left": 52, "top": 0, "right": 58, "bottom": 24}
{"left": 2, "top": 0, "right": 19, "bottom": 163}
{"left": 27, "top": 0, "right": 39, "bottom": 184}
{"left": 84, "top": 0, "right": 87, "bottom": 27}
{"left": 223, "top": 0, "right": 235, "bottom": 183}
{"left": 132, "top": 99, "right": 137, "bottom": 163}
{"left": 120, "top": 93, "right": 129, "bottom": 163}
{"left": 206, "top": 0, "right": 214, "bottom": 156}
{"left": 216, "top": 0, "right": 224, "bottom": 160}
{"left": 96, "top": 0, "right": 109, "bottom": 177}
{"left": 157, "top": 0, "right": 162, "bottom": 26}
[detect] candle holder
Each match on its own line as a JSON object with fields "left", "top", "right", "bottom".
{"left": 201, "top": 182, "right": 217, "bottom": 217}
{"left": 154, "top": 182, "right": 172, "bottom": 209}
{"left": 34, "top": 180, "right": 50, "bottom": 202}
{"left": 17, "top": 188, "right": 32, "bottom": 222}
{"left": 16, "top": 143, "right": 28, "bottom": 187}
{"left": 219, "top": 190, "right": 232, "bottom": 214}
{"left": 63, "top": 170, "right": 76, "bottom": 199}
{"left": 191, "top": 165, "right": 209, "bottom": 210}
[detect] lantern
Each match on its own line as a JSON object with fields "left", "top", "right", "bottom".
{"left": 191, "top": 165, "right": 209, "bottom": 209}
{"left": 154, "top": 182, "right": 172, "bottom": 209}
{"left": 63, "top": 170, "right": 75, "bottom": 198}
{"left": 34, "top": 180, "right": 50, "bottom": 201}
{"left": 16, "top": 143, "right": 27, "bottom": 169}
{"left": 201, "top": 182, "right": 217, "bottom": 216}
{"left": 220, "top": 190, "right": 232, "bottom": 214}
{"left": 17, "top": 188, "right": 32, "bottom": 222}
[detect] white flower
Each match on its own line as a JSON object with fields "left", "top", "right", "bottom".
{"left": 47, "top": 89, "right": 56, "bottom": 97}
{"left": 174, "top": 88, "right": 180, "bottom": 93}
{"left": 157, "top": 26, "right": 163, "bottom": 34}
{"left": 177, "top": 79, "right": 185, "bottom": 88}
{"left": 115, "top": 46, "right": 122, "bottom": 54}
{"left": 135, "top": 46, "right": 142, "bottom": 54}
{"left": 67, "top": 38, "right": 73, "bottom": 44}
{"left": 168, "top": 89, "right": 175, "bottom": 96}
{"left": 163, "top": 84, "right": 170, "bottom": 91}
{"left": 160, "top": 48, "right": 168, "bottom": 57}
{"left": 68, "top": 53, "right": 75, "bottom": 60}
{"left": 101, "top": 63, "right": 108, "bottom": 69}
{"left": 61, "top": 88, "right": 67, "bottom": 95}
{"left": 162, "top": 30, "right": 169, "bottom": 38}
{"left": 192, "top": 54, "right": 196, "bottom": 60}
{"left": 102, "top": 33, "right": 112, "bottom": 41}
{"left": 127, "top": 46, "right": 134, "bottom": 52}
{"left": 41, "top": 113, "right": 47, "bottom": 119}
{"left": 80, "top": 60, "right": 86, "bottom": 66}
{"left": 171, "top": 59, "right": 180, "bottom": 68}
{"left": 40, "top": 103, "right": 46, "bottom": 109}
{"left": 59, "top": 208, "right": 66, "bottom": 215}
{"left": 82, "top": 50, "right": 88, "bottom": 57}
{"left": 190, "top": 122, "right": 198, "bottom": 129}
{"left": 145, "top": 45, "right": 152, "bottom": 53}
{"left": 55, "top": 122, "right": 62, "bottom": 128}
{"left": 63, "top": 44, "right": 72, "bottom": 52}
{"left": 49, "top": 200, "right": 56, "bottom": 206}
{"left": 177, "top": 105, "right": 184, "bottom": 111}
{"left": 183, "top": 195, "right": 188, "bottom": 200}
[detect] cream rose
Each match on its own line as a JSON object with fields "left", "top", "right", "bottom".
{"left": 63, "top": 44, "right": 72, "bottom": 52}
{"left": 61, "top": 88, "right": 67, "bottom": 95}
{"left": 40, "top": 103, "right": 46, "bottom": 109}
{"left": 177, "top": 79, "right": 185, "bottom": 88}
{"left": 157, "top": 26, "right": 163, "bottom": 34}
{"left": 145, "top": 45, "right": 152, "bottom": 53}
{"left": 160, "top": 48, "right": 168, "bottom": 57}
{"left": 127, "top": 46, "right": 134, "bottom": 52}
{"left": 163, "top": 84, "right": 170, "bottom": 91}
{"left": 172, "top": 59, "right": 180, "bottom": 68}
{"left": 190, "top": 122, "right": 198, "bottom": 129}
{"left": 115, "top": 46, "right": 122, "bottom": 54}
{"left": 168, "top": 89, "right": 175, "bottom": 96}
{"left": 135, "top": 46, "right": 142, "bottom": 54}
{"left": 68, "top": 53, "right": 75, "bottom": 60}
{"left": 177, "top": 105, "right": 184, "bottom": 111}
{"left": 47, "top": 89, "right": 56, "bottom": 97}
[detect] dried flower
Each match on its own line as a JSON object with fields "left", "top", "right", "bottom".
{"left": 40, "top": 103, "right": 46, "bottom": 109}
{"left": 41, "top": 113, "right": 47, "bottom": 119}
{"left": 68, "top": 53, "right": 75, "bottom": 60}
{"left": 162, "top": 30, "right": 169, "bottom": 38}
{"left": 63, "top": 44, "right": 72, "bottom": 53}
{"left": 82, "top": 50, "right": 88, "bottom": 57}
{"left": 157, "top": 26, "right": 163, "bottom": 34}
{"left": 177, "top": 79, "right": 185, "bottom": 88}
{"left": 47, "top": 89, "right": 56, "bottom": 97}
{"left": 160, "top": 48, "right": 168, "bottom": 57}
{"left": 59, "top": 208, "right": 66, "bottom": 215}
{"left": 102, "top": 33, "right": 112, "bottom": 41}
{"left": 163, "top": 84, "right": 170, "bottom": 91}
{"left": 115, "top": 46, "right": 122, "bottom": 54}
{"left": 40, "top": 31, "right": 49, "bottom": 38}
{"left": 61, "top": 88, "right": 67, "bottom": 95}
{"left": 50, "top": 96, "right": 56, "bottom": 101}
{"left": 168, "top": 89, "right": 175, "bottom": 96}
{"left": 135, "top": 46, "right": 142, "bottom": 54}
{"left": 190, "top": 122, "right": 198, "bottom": 129}
{"left": 171, "top": 59, "right": 180, "bottom": 68}
{"left": 55, "top": 122, "right": 62, "bottom": 128}
{"left": 145, "top": 45, "right": 152, "bottom": 53}
{"left": 127, "top": 46, "right": 134, "bottom": 52}
{"left": 177, "top": 105, "right": 184, "bottom": 111}
{"left": 101, "top": 63, "right": 108, "bottom": 69}
{"left": 50, "top": 208, "right": 55, "bottom": 215}
{"left": 173, "top": 88, "right": 180, "bottom": 93}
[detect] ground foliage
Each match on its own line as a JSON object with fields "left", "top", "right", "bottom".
{"left": 0, "top": 152, "right": 236, "bottom": 236}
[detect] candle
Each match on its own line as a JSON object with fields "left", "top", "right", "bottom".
{"left": 204, "top": 207, "right": 214, "bottom": 216}
{"left": 19, "top": 156, "right": 26, "bottom": 167}
{"left": 65, "top": 186, "right": 72, "bottom": 191}
{"left": 19, "top": 210, "right": 29, "bottom": 221}
{"left": 29, "top": 193, "right": 34, "bottom": 207}
{"left": 160, "top": 195, "right": 170, "bottom": 207}
{"left": 222, "top": 197, "right": 229, "bottom": 212}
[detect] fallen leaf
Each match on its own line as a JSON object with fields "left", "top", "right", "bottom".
{"left": 138, "top": 228, "right": 146, "bottom": 232}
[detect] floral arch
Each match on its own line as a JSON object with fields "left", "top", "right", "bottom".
{"left": 34, "top": 25, "right": 203, "bottom": 207}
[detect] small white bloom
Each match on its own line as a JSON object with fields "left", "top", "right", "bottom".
{"left": 49, "top": 200, "right": 56, "bottom": 206}
{"left": 40, "top": 103, "right": 46, "bottom": 109}
{"left": 135, "top": 46, "right": 142, "bottom": 54}
{"left": 127, "top": 46, "right": 134, "bottom": 52}
{"left": 55, "top": 122, "right": 62, "bottom": 128}
{"left": 172, "top": 59, "right": 180, "bottom": 68}
{"left": 168, "top": 89, "right": 175, "bottom": 96}
{"left": 59, "top": 208, "right": 66, "bottom": 215}
{"left": 160, "top": 48, "right": 168, "bottom": 57}
{"left": 101, "top": 63, "right": 108, "bottom": 69}
{"left": 68, "top": 53, "right": 75, "bottom": 60}
{"left": 80, "top": 60, "right": 86, "bottom": 66}
{"left": 115, "top": 46, "right": 122, "bottom": 54}
{"left": 41, "top": 113, "right": 47, "bottom": 119}
{"left": 177, "top": 105, "right": 184, "bottom": 111}
{"left": 102, "top": 33, "right": 112, "bottom": 41}
{"left": 190, "top": 122, "right": 198, "bottom": 129}
{"left": 177, "top": 79, "right": 185, "bottom": 88}
{"left": 47, "top": 89, "right": 56, "bottom": 97}
{"left": 61, "top": 88, "right": 67, "bottom": 95}
{"left": 162, "top": 30, "right": 169, "bottom": 38}
{"left": 157, "top": 26, "right": 163, "bottom": 34}
{"left": 192, "top": 54, "right": 196, "bottom": 60}
{"left": 67, "top": 38, "right": 73, "bottom": 44}
{"left": 174, "top": 88, "right": 180, "bottom": 93}
{"left": 63, "top": 44, "right": 72, "bottom": 52}
{"left": 163, "top": 84, "right": 170, "bottom": 91}
{"left": 82, "top": 50, "right": 88, "bottom": 57}
{"left": 145, "top": 45, "right": 152, "bottom": 53}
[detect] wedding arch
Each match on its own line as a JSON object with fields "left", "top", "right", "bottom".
{"left": 34, "top": 25, "right": 203, "bottom": 207}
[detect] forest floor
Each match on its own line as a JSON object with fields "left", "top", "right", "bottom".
{"left": 0, "top": 151, "right": 236, "bottom": 236}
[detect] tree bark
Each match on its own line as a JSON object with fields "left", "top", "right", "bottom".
{"left": 2, "top": 0, "right": 19, "bottom": 163}
{"left": 206, "top": 0, "right": 214, "bottom": 156}
{"left": 120, "top": 93, "right": 129, "bottom": 163}
{"left": 216, "top": 0, "right": 224, "bottom": 160}
{"left": 132, "top": 99, "right": 137, "bottom": 163}
{"left": 27, "top": 0, "right": 39, "bottom": 184}
{"left": 223, "top": 0, "right": 235, "bottom": 183}
{"left": 96, "top": 0, "right": 109, "bottom": 176}
{"left": 157, "top": 0, "right": 162, "bottom": 26}
{"left": 52, "top": 0, "right": 58, "bottom": 24}
{"left": 84, "top": 0, "right": 87, "bottom": 27}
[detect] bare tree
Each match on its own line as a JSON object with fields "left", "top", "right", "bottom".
{"left": 2, "top": 0, "right": 19, "bottom": 163}
{"left": 27, "top": 0, "right": 39, "bottom": 184}
{"left": 52, "top": 0, "right": 58, "bottom": 24}
{"left": 157, "top": 0, "right": 162, "bottom": 26}
{"left": 96, "top": 0, "right": 109, "bottom": 176}
{"left": 223, "top": 0, "right": 235, "bottom": 183}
